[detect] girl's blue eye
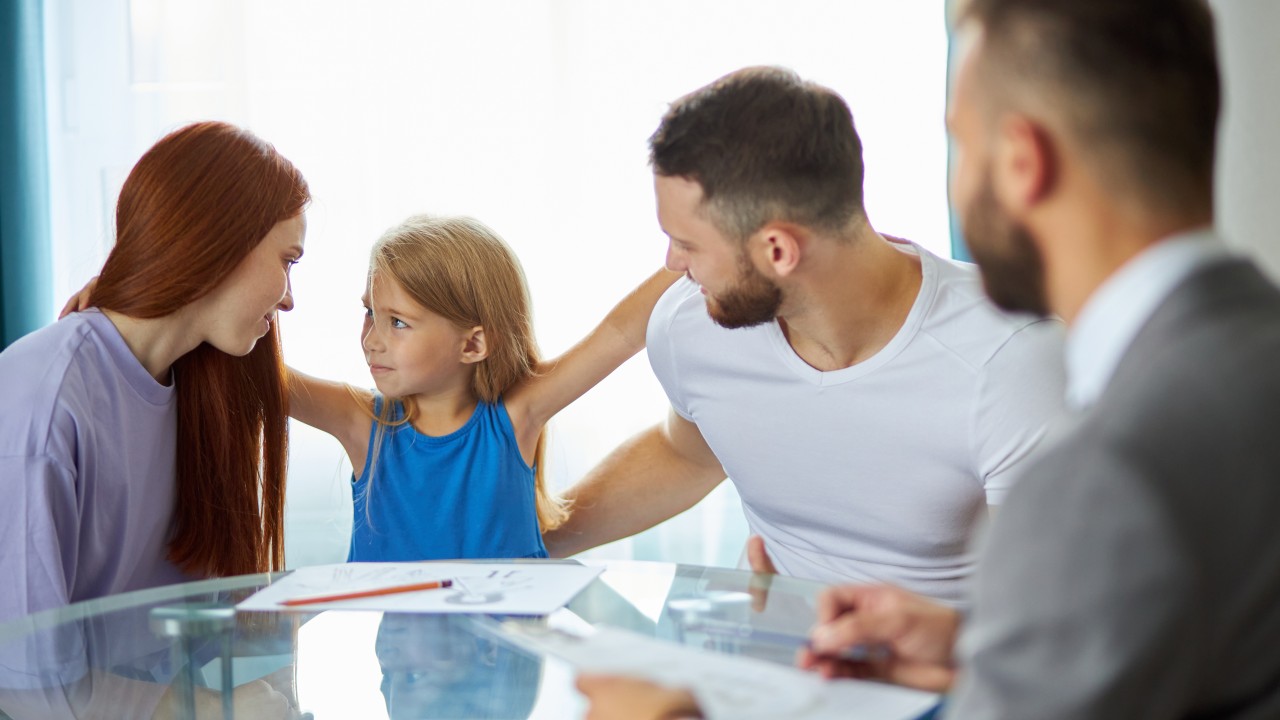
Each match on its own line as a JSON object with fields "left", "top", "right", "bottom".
{"left": 391, "top": 317, "right": 408, "bottom": 329}
{"left": 363, "top": 306, "right": 372, "bottom": 318}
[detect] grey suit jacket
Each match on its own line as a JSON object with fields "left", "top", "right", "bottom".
{"left": 949, "top": 259, "right": 1280, "bottom": 719}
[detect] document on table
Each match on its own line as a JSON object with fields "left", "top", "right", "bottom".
{"left": 236, "top": 562, "right": 603, "bottom": 615}
{"left": 500, "top": 621, "right": 940, "bottom": 720}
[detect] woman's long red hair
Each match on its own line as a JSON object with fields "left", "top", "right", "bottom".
{"left": 90, "top": 122, "right": 309, "bottom": 578}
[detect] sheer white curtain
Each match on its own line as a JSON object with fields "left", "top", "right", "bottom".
{"left": 42, "top": 0, "right": 949, "bottom": 569}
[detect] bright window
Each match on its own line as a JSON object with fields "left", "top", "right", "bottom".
{"left": 43, "top": 0, "right": 949, "bottom": 569}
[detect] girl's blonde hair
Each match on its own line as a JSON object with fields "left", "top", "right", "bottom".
{"left": 364, "top": 214, "right": 568, "bottom": 532}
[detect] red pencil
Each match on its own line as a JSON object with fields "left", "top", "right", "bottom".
{"left": 278, "top": 578, "right": 454, "bottom": 607}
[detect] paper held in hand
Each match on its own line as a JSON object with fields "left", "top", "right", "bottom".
{"left": 501, "top": 620, "right": 940, "bottom": 720}
{"left": 236, "top": 562, "right": 603, "bottom": 615}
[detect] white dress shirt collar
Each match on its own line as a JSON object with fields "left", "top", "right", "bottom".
{"left": 1066, "top": 227, "right": 1229, "bottom": 409}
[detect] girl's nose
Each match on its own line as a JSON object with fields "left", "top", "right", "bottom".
{"left": 362, "top": 324, "right": 383, "bottom": 352}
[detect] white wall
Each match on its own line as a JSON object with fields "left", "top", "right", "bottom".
{"left": 1211, "top": 0, "right": 1280, "bottom": 277}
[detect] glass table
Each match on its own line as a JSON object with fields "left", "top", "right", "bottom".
{"left": 0, "top": 559, "right": 881, "bottom": 719}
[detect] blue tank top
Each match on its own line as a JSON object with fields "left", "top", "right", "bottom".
{"left": 348, "top": 398, "right": 548, "bottom": 562}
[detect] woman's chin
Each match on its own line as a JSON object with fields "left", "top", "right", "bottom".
{"left": 210, "top": 334, "right": 262, "bottom": 357}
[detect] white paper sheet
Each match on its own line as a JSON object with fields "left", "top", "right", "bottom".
{"left": 500, "top": 621, "right": 940, "bottom": 720}
{"left": 235, "top": 562, "right": 603, "bottom": 615}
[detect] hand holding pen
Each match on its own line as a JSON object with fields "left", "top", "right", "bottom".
{"left": 799, "top": 584, "right": 961, "bottom": 692}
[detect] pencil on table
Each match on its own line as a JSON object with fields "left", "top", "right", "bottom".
{"left": 279, "top": 579, "right": 454, "bottom": 607}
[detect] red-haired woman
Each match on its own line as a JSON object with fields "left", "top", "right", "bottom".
{"left": 0, "top": 121, "right": 308, "bottom": 623}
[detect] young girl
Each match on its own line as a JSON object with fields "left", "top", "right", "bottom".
{"left": 290, "top": 215, "right": 677, "bottom": 562}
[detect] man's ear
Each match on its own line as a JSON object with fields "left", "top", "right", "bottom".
{"left": 994, "top": 114, "right": 1057, "bottom": 212}
{"left": 750, "top": 223, "right": 803, "bottom": 279}
{"left": 460, "top": 326, "right": 488, "bottom": 364}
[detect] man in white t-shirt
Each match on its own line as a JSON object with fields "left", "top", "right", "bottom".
{"left": 545, "top": 66, "right": 1065, "bottom": 604}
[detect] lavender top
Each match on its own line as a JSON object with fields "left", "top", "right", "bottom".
{"left": 0, "top": 309, "right": 192, "bottom": 625}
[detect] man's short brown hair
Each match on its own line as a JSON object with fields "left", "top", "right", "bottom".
{"left": 649, "top": 66, "right": 867, "bottom": 242}
{"left": 961, "top": 0, "right": 1220, "bottom": 215}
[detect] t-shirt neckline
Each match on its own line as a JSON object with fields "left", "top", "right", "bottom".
{"left": 763, "top": 240, "right": 938, "bottom": 387}
{"left": 82, "top": 309, "right": 176, "bottom": 406}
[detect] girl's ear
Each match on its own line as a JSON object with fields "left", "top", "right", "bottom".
{"left": 460, "top": 326, "right": 488, "bottom": 364}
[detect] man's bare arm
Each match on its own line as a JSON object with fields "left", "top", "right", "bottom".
{"left": 545, "top": 408, "right": 726, "bottom": 558}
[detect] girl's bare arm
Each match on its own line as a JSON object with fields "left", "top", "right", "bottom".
{"left": 504, "top": 268, "right": 681, "bottom": 455}
{"left": 287, "top": 367, "right": 375, "bottom": 472}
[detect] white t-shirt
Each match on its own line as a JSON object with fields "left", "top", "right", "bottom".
{"left": 646, "top": 241, "right": 1066, "bottom": 604}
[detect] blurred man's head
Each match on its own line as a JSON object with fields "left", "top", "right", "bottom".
{"left": 948, "top": 0, "right": 1221, "bottom": 315}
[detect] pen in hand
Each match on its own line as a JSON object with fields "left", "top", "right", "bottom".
{"left": 679, "top": 618, "right": 888, "bottom": 661}
{"left": 806, "top": 624, "right": 891, "bottom": 663}
{"left": 278, "top": 579, "right": 454, "bottom": 607}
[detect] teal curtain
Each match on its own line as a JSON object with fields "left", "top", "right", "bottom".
{"left": 0, "top": 0, "right": 53, "bottom": 348}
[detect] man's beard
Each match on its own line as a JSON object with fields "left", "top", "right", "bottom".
{"left": 963, "top": 173, "right": 1050, "bottom": 316}
{"left": 707, "top": 254, "right": 784, "bottom": 329}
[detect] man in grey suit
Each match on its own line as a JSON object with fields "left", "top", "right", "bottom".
{"left": 578, "top": 0, "right": 1280, "bottom": 717}
{"left": 795, "top": 0, "right": 1280, "bottom": 717}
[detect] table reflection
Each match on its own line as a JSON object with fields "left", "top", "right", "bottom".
{"left": 0, "top": 561, "right": 832, "bottom": 720}
{"left": 375, "top": 614, "right": 542, "bottom": 720}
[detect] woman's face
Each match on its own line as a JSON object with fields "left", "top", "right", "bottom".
{"left": 196, "top": 213, "right": 306, "bottom": 356}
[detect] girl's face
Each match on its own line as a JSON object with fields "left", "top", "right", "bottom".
{"left": 361, "top": 273, "right": 474, "bottom": 399}
{"left": 195, "top": 213, "right": 305, "bottom": 356}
